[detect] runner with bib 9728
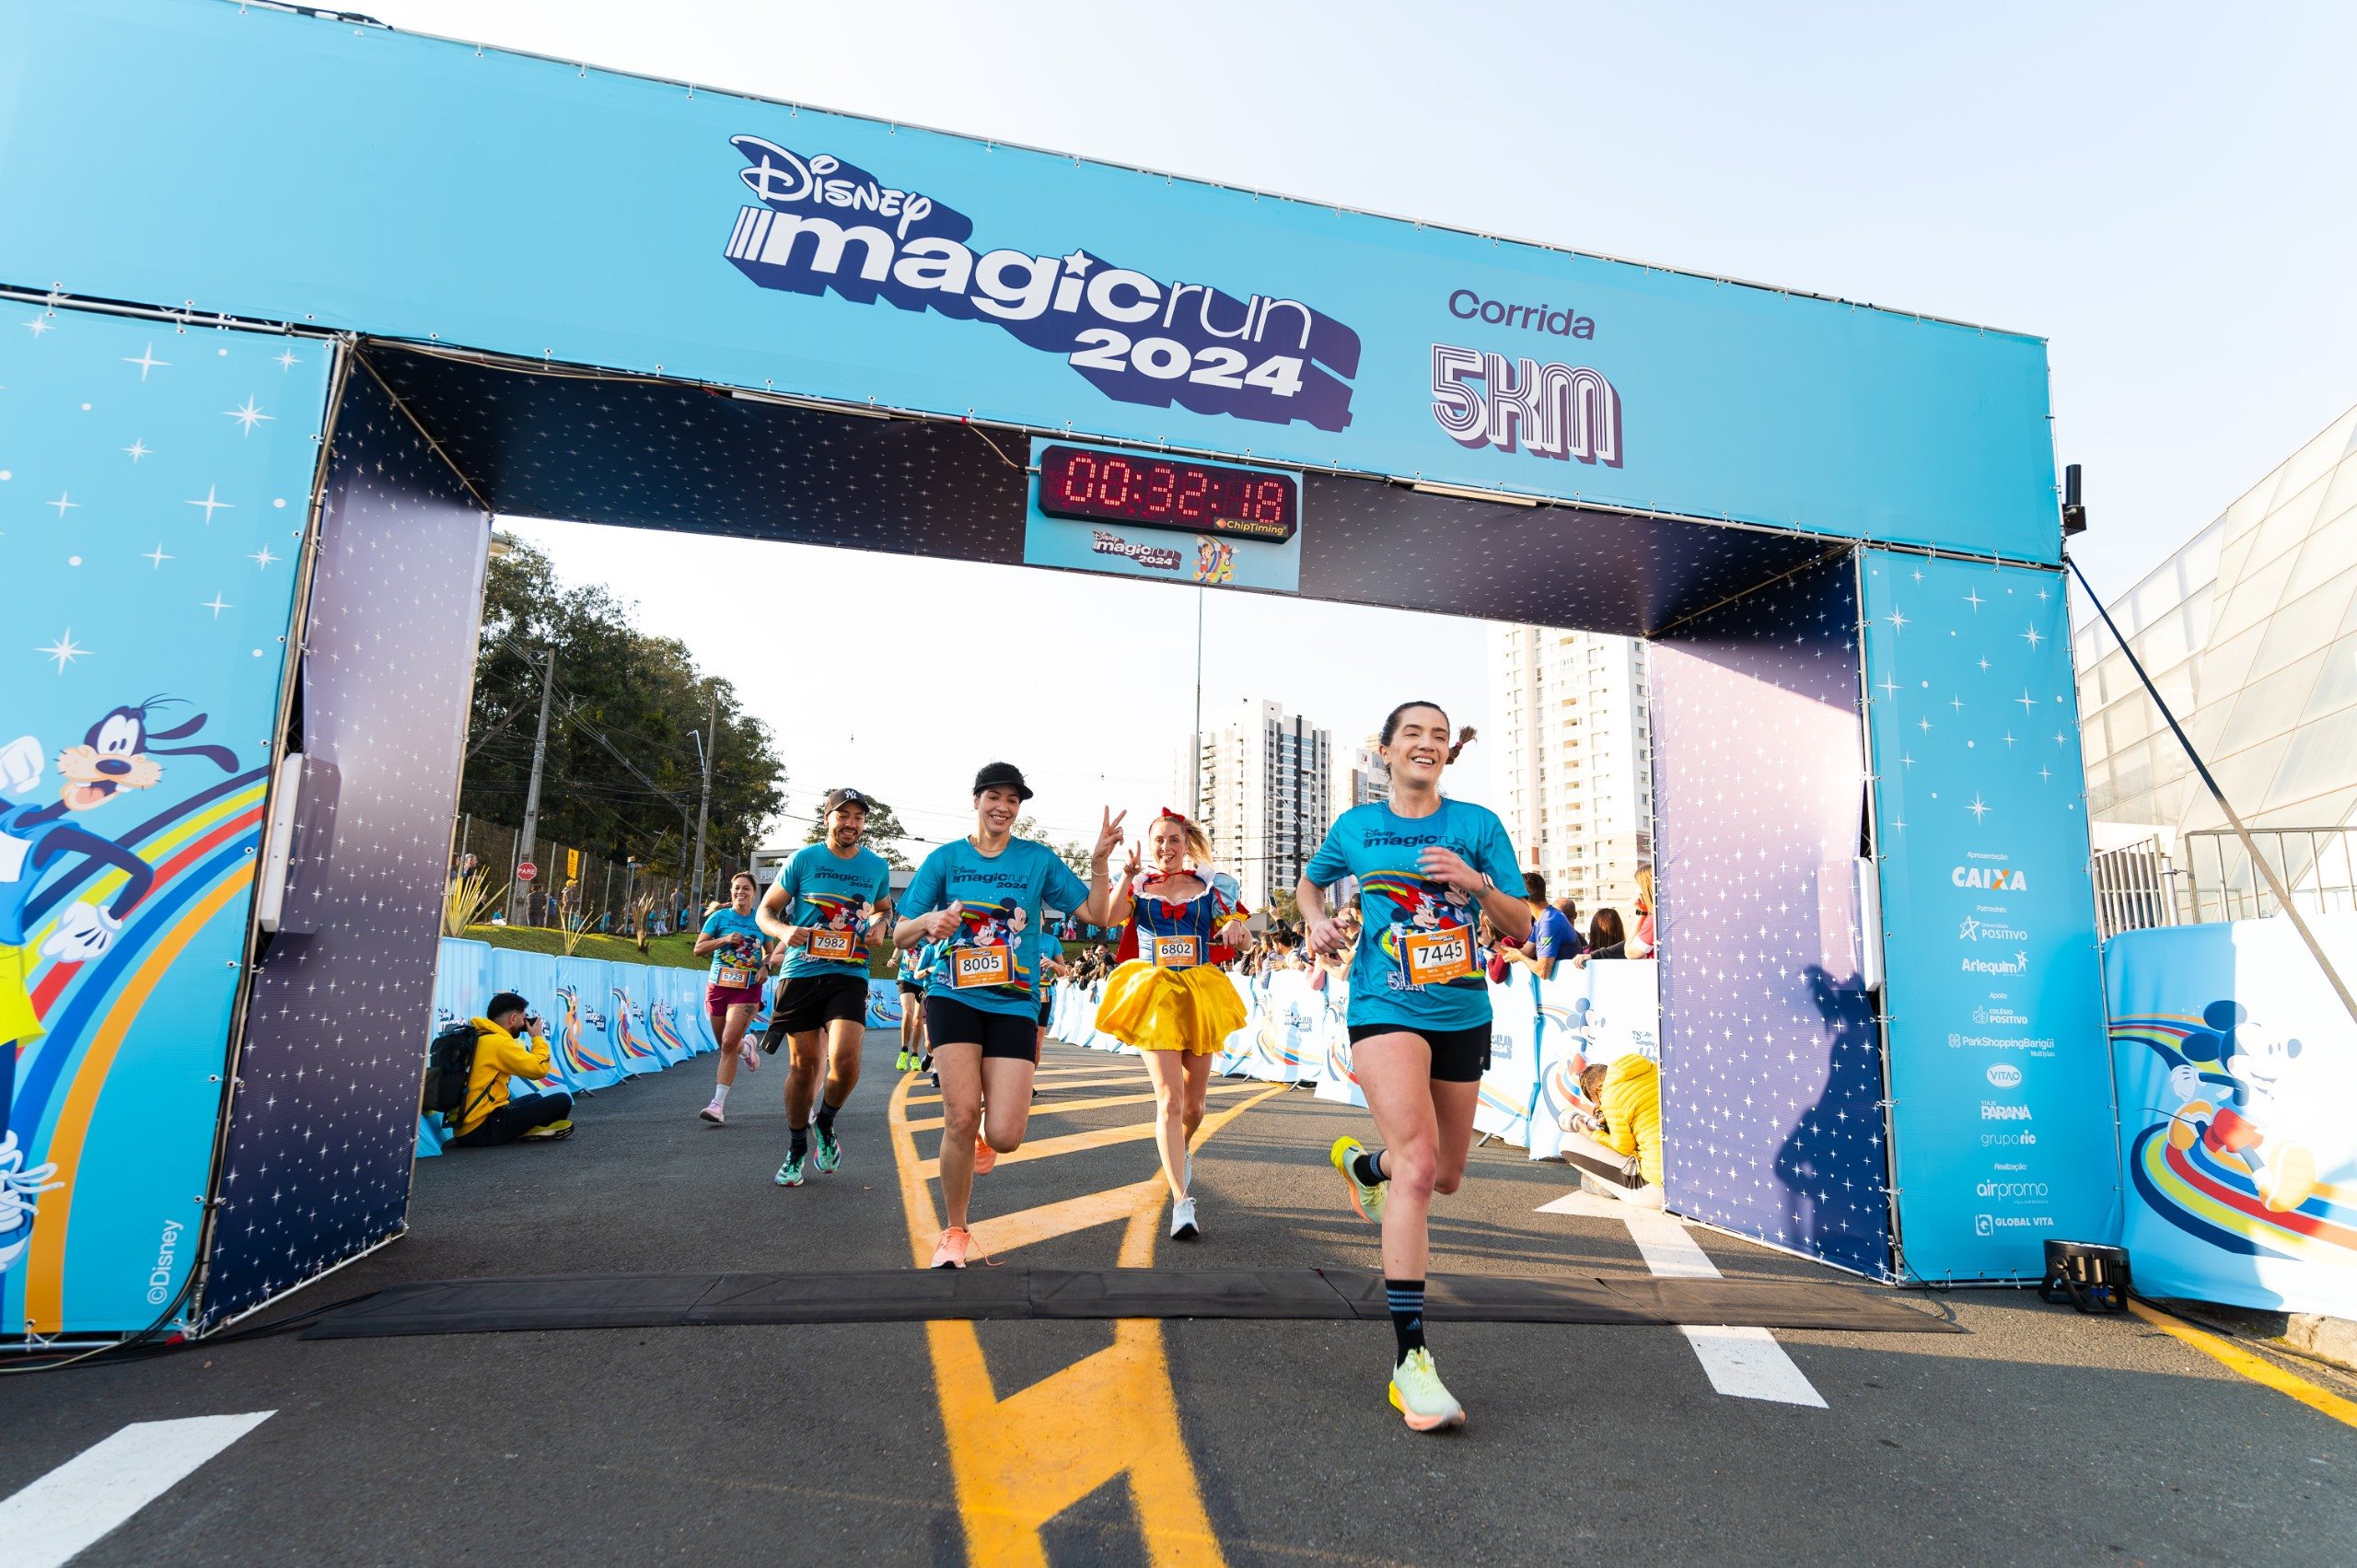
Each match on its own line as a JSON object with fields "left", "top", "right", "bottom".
{"left": 1298, "top": 702, "right": 1528, "bottom": 1433}
{"left": 894, "top": 762, "right": 1122, "bottom": 1270}
{"left": 758, "top": 788, "right": 895, "bottom": 1188}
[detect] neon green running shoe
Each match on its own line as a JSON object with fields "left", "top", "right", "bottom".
{"left": 1329, "top": 1135, "right": 1386, "bottom": 1225}
{"left": 773, "top": 1150, "right": 807, "bottom": 1188}
{"left": 813, "top": 1123, "right": 842, "bottom": 1174}
{"left": 1387, "top": 1348, "right": 1466, "bottom": 1432}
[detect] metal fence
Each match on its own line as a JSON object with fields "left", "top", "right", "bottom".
{"left": 449, "top": 815, "right": 752, "bottom": 936}
{"left": 2091, "top": 834, "right": 2177, "bottom": 940}
{"left": 2178, "top": 826, "right": 2357, "bottom": 926}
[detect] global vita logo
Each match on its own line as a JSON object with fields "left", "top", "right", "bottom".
{"left": 721, "top": 136, "right": 1362, "bottom": 432}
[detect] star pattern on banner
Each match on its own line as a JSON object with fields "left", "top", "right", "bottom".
{"left": 360, "top": 345, "right": 1835, "bottom": 638}
{"left": 1649, "top": 556, "right": 1892, "bottom": 1277}
{"left": 201, "top": 369, "right": 491, "bottom": 1327}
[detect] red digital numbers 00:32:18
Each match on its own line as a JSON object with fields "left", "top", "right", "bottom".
{"left": 1035, "top": 445, "right": 1299, "bottom": 542}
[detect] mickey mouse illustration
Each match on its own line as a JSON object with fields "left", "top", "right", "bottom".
{"left": 2162, "top": 999, "right": 2320, "bottom": 1214}
{"left": 1, "top": 698, "right": 238, "bottom": 1271}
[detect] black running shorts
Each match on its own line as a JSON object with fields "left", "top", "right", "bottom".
{"left": 765, "top": 973, "right": 870, "bottom": 1044}
{"left": 1346, "top": 1021, "right": 1493, "bottom": 1083}
{"left": 924, "top": 994, "right": 1041, "bottom": 1063}
{"left": 898, "top": 978, "right": 924, "bottom": 997}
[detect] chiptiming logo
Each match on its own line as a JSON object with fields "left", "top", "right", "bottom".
{"left": 721, "top": 136, "right": 1362, "bottom": 431}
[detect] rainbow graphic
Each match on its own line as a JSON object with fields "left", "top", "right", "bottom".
{"left": 2114, "top": 1013, "right": 2357, "bottom": 1269}
{"left": 9, "top": 770, "right": 268, "bottom": 1332}
{"left": 648, "top": 998, "right": 695, "bottom": 1059}
{"left": 610, "top": 985, "right": 662, "bottom": 1071}
{"left": 553, "top": 984, "right": 618, "bottom": 1079}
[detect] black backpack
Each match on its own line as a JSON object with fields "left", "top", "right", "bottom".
{"left": 422, "top": 1021, "right": 492, "bottom": 1130}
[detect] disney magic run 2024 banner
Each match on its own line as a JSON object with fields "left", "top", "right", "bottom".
{"left": 1, "top": 304, "right": 330, "bottom": 1336}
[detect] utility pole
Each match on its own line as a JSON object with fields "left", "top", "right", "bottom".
{"left": 690, "top": 683, "right": 717, "bottom": 915}
{"left": 514, "top": 646, "right": 556, "bottom": 924}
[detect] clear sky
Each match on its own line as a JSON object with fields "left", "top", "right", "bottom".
{"left": 371, "top": 0, "right": 2354, "bottom": 843}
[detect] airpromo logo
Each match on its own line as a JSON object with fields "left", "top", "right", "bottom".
{"left": 1952, "top": 865, "right": 2029, "bottom": 890}
{"left": 1985, "top": 1063, "right": 2024, "bottom": 1088}
{"left": 722, "top": 136, "right": 1362, "bottom": 432}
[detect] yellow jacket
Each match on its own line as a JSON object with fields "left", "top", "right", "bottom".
{"left": 459, "top": 1016, "right": 554, "bottom": 1134}
{"left": 1598, "top": 1054, "right": 1663, "bottom": 1187}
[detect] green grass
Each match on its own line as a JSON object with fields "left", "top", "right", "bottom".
{"left": 460, "top": 924, "right": 706, "bottom": 970}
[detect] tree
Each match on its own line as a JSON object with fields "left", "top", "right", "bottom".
{"left": 1266, "top": 887, "right": 1303, "bottom": 926}
{"left": 462, "top": 541, "right": 785, "bottom": 870}
{"left": 1014, "top": 816, "right": 1092, "bottom": 877}
{"left": 799, "top": 791, "right": 917, "bottom": 869}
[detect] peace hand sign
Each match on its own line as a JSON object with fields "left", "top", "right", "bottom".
{"left": 1092, "top": 807, "right": 1128, "bottom": 867}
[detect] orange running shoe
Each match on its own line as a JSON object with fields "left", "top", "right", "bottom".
{"left": 930, "top": 1226, "right": 973, "bottom": 1270}
{"left": 972, "top": 1133, "right": 998, "bottom": 1175}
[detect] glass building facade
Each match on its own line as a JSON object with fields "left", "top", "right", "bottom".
{"left": 2075, "top": 402, "right": 2357, "bottom": 894}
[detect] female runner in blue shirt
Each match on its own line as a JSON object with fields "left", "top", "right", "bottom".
{"left": 1298, "top": 701, "right": 1528, "bottom": 1432}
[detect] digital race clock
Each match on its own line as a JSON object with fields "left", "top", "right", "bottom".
{"left": 1034, "top": 443, "right": 1301, "bottom": 544}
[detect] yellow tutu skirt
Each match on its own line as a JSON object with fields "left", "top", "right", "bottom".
{"left": 1095, "top": 960, "right": 1245, "bottom": 1055}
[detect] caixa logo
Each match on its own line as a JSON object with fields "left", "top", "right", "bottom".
{"left": 1985, "top": 1063, "right": 2023, "bottom": 1088}
{"left": 722, "top": 136, "right": 1361, "bottom": 432}
{"left": 1952, "top": 865, "right": 2028, "bottom": 890}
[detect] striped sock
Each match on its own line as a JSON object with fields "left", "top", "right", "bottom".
{"left": 1385, "top": 1277, "right": 1426, "bottom": 1361}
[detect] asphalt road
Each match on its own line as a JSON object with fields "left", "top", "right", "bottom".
{"left": 6, "top": 1035, "right": 2354, "bottom": 1566}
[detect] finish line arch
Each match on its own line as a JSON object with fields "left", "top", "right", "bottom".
{"left": 0, "top": 0, "right": 2113, "bottom": 1337}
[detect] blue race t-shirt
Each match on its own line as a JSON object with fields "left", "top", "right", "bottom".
{"left": 774, "top": 842, "right": 895, "bottom": 980}
{"left": 901, "top": 837, "right": 1093, "bottom": 1018}
{"left": 1303, "top": 798, "right": 1524, "bottom": 1032}
{"left": 702, "top": 908, "right": 768, "bottom": 990}
{"left": 1532, "top": 904, "right": 1584, "bottom": 966}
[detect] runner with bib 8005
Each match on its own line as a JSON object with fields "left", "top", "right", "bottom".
{"left": 893, "top": 762, "right": 1122, "bottom": 1270}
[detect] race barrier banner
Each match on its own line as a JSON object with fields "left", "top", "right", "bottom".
{"left": 1053, "top": 961, "right": 1660, "bottom": 1163}
{"left": 2108, "top": 915, "right": 2357, "bottom": 1318}
{"left": 421, "top": 941, "right": 904, "bottom": 1156}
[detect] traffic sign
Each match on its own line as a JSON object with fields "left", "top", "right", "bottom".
{"left": 517, "top": 860, "right": 538, "bottom": 883}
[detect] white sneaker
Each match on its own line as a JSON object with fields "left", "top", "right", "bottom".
{"left": 1388, "top": 1348, "right": 1466, "bottom": 1432}
{"left": 699, "top": 1098, "right": 726, "bottom": 1125}
{"left": 739, "top": 1041, "right": 760, "bottom": 1071}
{"left": 1169, "top": 1196, "right": 1199, "bottom": 1241}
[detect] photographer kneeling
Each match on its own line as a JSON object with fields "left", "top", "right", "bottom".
{"left": 452, "top": 991, "right": 575, "bottom": 1146}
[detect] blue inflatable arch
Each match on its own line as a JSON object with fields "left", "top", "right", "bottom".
{"left": 0, "top": 0, "right": 2113, "bottom": 1337}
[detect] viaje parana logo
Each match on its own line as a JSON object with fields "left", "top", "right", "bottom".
{"left": 722, "top": 136, "right": 1361, "bottom": 432}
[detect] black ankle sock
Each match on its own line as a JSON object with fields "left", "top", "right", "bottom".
{"left": 789, "top": 1124, "right": 809, "bottom": 1158}
{"left": 816, "top": 1099, "right": 842, "bottom": 1132}
{"left": 1385, "top": 1277, "right": 1426, "bottom": 1361}
{"left": 1352, "top": 1148, "right": 1387, "bottom": 1188}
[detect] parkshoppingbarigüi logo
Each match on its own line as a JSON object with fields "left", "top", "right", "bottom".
{"left": 721, "top": 136, "right": 1362, "bottom": 431}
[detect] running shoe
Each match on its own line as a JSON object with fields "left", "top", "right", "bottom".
{"left": 1329, "top": 1136, "right": 1387, "bottom": 1225}
{"left": 0, "top": 1132, "right": 63, "bottom": 1272}
{"left": 971, "top": 1134, "right": 997, "bottom": 1175}
{"left": 774, "top": 1150, "right": 808, "bottom": 1187}
{"left": 930, "top": 1225, "right": 973, "bottom": 1270}
{"left": 1387, "top": 1348, "right": 1466, "bottom": 1432}
{"left": 1169, "top": 1196, "right": 1200, "bottom": 1241}
{"left": 740, "top": 1040, "right": 761, "bottom": 1072}
{"left": 519, "top": 1119, "right": 575, "bottom": 1142}
{"left": 699, "top": 1098, "right": 726, "bottom": 1125}
{"left": 896, "top": 1048, "right": 914, "bottom": 1071}
{"left": 813, "top": 1124, "right": 842, "bottom": 1174}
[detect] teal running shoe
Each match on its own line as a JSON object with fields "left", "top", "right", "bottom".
{"left": 813, "top": 1124, "right": 842, "bottom": 1174}
{"left": 773, "top": 1150, "right": 807, "bottom": 1188}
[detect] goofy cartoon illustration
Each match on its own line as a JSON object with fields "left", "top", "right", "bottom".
{"left": 1, "top": 698, "right": 238, "bottom": 1271}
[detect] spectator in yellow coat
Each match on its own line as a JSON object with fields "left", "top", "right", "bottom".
{"left": 1560, "top": 1055, "right": 1661, "bottom": 1207}
{"left": 451, "top": 992, "right": 574, "bottom": 1146}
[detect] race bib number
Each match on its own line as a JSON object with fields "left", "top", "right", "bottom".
{"left": 1402, "top": 925, "right": 1472, "bottom": 987}
{"left": 808, "top": 928, "right": 857, "bottom": 963}
{"left": 952, "top": 945, "right": 1013, "bottom": 989}
{"left": 715, "top": 960, "right": 758, "bottom": 989}
{"left": 1148, "top": 934, "right": 1201, "bottom": 970}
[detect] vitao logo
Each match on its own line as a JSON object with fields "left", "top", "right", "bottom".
{"left": 721, "top": 135, "right": 1362, "bottom": 432}
{"left": 1985, "top": 1063, "right": 2024, "bottom": 1088}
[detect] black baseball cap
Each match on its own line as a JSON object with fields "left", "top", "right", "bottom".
{"left": 820, "top": 787, "right": 871, "bottom": 813}
{"left": 971, "top": 761, "right": 1034, "bottom": 800}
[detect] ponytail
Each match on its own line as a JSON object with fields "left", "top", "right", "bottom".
{"left": 1446, "top": 726, "right": 1478, "bottom": 764}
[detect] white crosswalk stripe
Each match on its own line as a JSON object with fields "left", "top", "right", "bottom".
{"left": 1538, "top": 1190, "right": 1828, "bottom": 1408}
{"left": 0, "top": 1411, "right": 274, "bottom": 1567}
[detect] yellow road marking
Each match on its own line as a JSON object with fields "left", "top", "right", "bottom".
{"left": 889, "top": 1064, "right": 1283, "bottom": 1563}
{"left": 968, "top": 1177, "right": 1168, "bottom": 1256}
{"left": 906, "top": 1071, "right": 1151, "bottom": 1107}
{"left": 2127, "top": 1299, "right": 2357, "bottom": 1429}
{"left": 903, "top": 1080, "right": 1263, "bottom": 1133}
{"left": 917, "top": 1120, "right": 1163, "bottom": 1178}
